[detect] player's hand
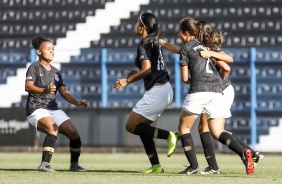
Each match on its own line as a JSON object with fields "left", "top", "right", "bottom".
{"left": 46, "top": 83, "right": 56, "bottom": 94}
{"left": 126, "top": 70, "right": 138, "bottom": 78}
{"left": 76, "top": 100, "right": 88, "bottom": 108}
{"left": 200, "top": 50, "right": 212, "bottom": 58}
{"left": 114, "top": 78, "right": 128, "bottom": 90}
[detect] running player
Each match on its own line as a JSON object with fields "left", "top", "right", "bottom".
{"left": 161, "top": 16, "right": 255, "bottom": 175}
{"left": 25, "top": 35, "right": 88, "bottom": 172}
{"left": 114, "top": 12, "right": 179, "bottom": 173}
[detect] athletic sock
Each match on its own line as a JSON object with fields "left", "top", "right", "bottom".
{"left": 140, "top": 136, "right": 159, "bottom": 165}
{"left": 133, "top": 124, "right": 169, "bottom": 139}
{"left": 231, "top": 134, "right": 255, "bottom": 155}
{"left": 42, "top": 134, "right": 57, "bottom": 163}
{"left": 70, "top": 137, "right": 82, "bottom": 164}
{"left": 218, "top": 132, "right": 244, "bottom": 157}
{"left": 200, "top": 132, "right": 219, "bottom": 170}
{"left": 180, "top": 133, "right": 199, "bottom": 169}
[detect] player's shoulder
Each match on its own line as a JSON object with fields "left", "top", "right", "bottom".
{"left": 181, "top": 39, "right": 200, "bottom": 51}
{"left": 27, "top": 61, "right": 40, "bottom": 69}
{"left": 51, "top": 65, "right": 59, "bottom": 72}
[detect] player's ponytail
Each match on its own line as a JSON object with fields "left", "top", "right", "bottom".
{"left": 139, "top": 12, "right": 160, "bottom": 46}
{"left": 196, "top": 20, "right": 227, "bottom": 51}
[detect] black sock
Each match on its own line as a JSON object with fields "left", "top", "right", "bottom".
{"left": 133, "top": 124, "right": 169, "bottom": 139}
{"left": 70, "top": 137, "right": 82, "bottom": 164}
{"left": 42, "top": 134, "right": 57, "bottom": 163}
{"left": 218, "top": 132, "right": 244, "bottom": 157}
{"left": 231, "top": 134, "right": 254, "bottom": 155}
{"left": 140, "top": 136, "right": 159, "bottom": 166}
{"left": 200, "top": 132, "right": 218, "bottom": 170}
{"left": 180, "top": 133, "right": 198, "bottom": 169}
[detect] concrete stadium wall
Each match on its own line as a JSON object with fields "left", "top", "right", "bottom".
{"left": 0, "top": 107, "right": 201, "bottom": 148}
{"left": 45, "top": 108, "right": 202, "bottom": 148}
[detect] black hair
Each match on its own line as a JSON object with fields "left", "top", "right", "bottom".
{"left": 31, "top": 35, "right": 51, "bottom": 49}
{"left": 139, "top": 12, "right": 160, "bottom": 45}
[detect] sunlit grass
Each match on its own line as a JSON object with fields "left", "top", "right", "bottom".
{"left": 0, "top": 152, "right": 281, "bottom": 184}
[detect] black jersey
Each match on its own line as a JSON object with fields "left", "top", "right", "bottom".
{"left": 214, "top": 48, "right": 232, "bottom": 90}
{"left": 25, "top": 62, "right": 66, "bottom": 116}
{"left": 180, "top": 39, "right": 223, "bottom": 94}
{"left": 223, "top": 78, "right": 231, "bottom": 90}
{"left": 135, "top": 41, "right": 169, "bottom": 90}
{"left": 215, "top": 63, "right": 231, "bottom": 90}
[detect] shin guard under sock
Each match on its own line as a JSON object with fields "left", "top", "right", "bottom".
{"left": 181, "top": 133, "right": 198, "bottom": 169}
{"left": 200, "top": 132, "right": 219, "bottom": 170}
{"left": 42, "top": 134, "right": 57, "bottom": 163}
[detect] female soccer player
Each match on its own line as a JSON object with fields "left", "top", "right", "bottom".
{"left": 161, "top": 20, "right": 263, "bottom": 175}
{"left": 114, "top": 12, "right": 179, "bottom": 173}
{"left": 25, "top": 35, "right": 88, "bottom": 172}
{"left": 161, "top": 17, "right": 255, "bottom": 175}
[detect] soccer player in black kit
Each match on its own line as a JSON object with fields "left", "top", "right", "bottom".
{"left": 197, "top": 21, "right": 263, "bottom": 174}
{"left": 114, "top": 12, "right": 179, "bottom": 173}
{"left": 177, "top": 17, "right": 254, "bottom": 175}
{"left": 25, "top": 35, "right": 88, "bottom": 172}
{"left": 160, "top": 19, "right": 261, "bottom": 175}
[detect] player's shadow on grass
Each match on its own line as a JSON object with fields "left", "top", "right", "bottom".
{"left": 0, "top": 168, "right": 37, "bottom": 171}
{"left": 56, "top": 169, "right": 140, "bottom": 173}
{"left": 0, "top": 168, "right": 139, "bottom": 173}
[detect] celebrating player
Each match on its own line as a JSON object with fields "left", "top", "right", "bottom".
{"left": 161, "top": 17, "right": 255, "bottom": 175}
{"left": 114, "top": 12, "right": 179, "bottom": 173}
{"left": 25, "top": 35, "right": 88, "bottom": 172}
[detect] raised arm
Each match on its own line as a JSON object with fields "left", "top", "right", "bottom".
{"left": 159, "top": 39, "right": 181, "bottom": 54}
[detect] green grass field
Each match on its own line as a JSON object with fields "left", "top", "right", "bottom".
{"left": 0, "top": 152, "right": 281, "bottom": 184}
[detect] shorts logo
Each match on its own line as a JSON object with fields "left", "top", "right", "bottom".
{"left": 40, "top": 73, "right": 44, "bottom": 76}
{"left": 26, "top": 76, "right": 32, "bottom": 80}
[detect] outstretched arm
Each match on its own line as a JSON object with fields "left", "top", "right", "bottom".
{"left": 160, "top": 39, "right": 181, "bottom": 54}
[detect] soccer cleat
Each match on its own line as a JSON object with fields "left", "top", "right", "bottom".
{"left": 37, "top": 164, "right": 57, "bottom": 172}
{"left": 178, "top": 166, "right": 201, "bottom": 174}
{"left": 167, "top": 131, "right": 179, "bottom": 157}
{"left": 252, "top": 151, "right": 264, "bottom": 166}
{"left": 201, "top": 166, "right": 221, "bottom": 174}
{"left": 242, "top": 149, "right": 255, "bottom": 175}
{"left": 70, "top": 164, "right": 86, "bottom": 172}
{"left": 142, "top": 164, "right": 164, "bottom": 173}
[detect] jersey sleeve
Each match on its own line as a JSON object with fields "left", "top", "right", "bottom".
{"left": 137, "top": 43, "right": 151, "bottom": 62}
{"left": 25, "top": 64, "right": 37, "bottom": 82}
{"left": 56, "top": 72, "right": 66, "bottom": 88}
{"left": 180, "top": 46, "right": 189, "bottom": 66}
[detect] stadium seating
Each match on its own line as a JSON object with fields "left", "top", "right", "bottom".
{"left": 88, "top": 0, "right": 282, "bottom": 48}
{"left": 1, "top": 0, "right": 282, "bottom": 147}
{"left": 0, "top": 0, "right": 114, "bottom": 49}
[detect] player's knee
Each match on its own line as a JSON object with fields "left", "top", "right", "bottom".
{"left": 67, "top": 130, "right": 80, "bottom": 140}
{"left": 125, "top": 123, "right": 134, "bottom": 133}
{"left": 210, "top": 130, "right": 220, "bottom": 140}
